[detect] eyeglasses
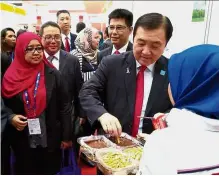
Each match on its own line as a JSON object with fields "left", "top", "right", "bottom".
{"left": 25, "top": 46, "right": 43, "bottom": 53}
{"left": 108, "top": 25, "right": 128, "bottom": 32}
{"left": 42, "top": 35, "right": 61, "bottom": 42}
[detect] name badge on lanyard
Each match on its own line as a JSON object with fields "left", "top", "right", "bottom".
{"left": 24, "top": 72, "right": 41, "bottom": 135}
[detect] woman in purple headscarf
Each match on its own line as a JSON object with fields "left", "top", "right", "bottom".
{"left": 138, "top": 44, "right": 219, "bottom": 175}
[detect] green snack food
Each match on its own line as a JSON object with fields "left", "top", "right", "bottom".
{"left": 123, "top": 147, "right": 143, "bottom": 161}
{"left": 102, "top": 152, "right": 132, "bottom": 169}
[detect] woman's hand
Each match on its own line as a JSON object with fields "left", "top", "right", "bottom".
{"left": 11, "top": 115, "right": 27, "bottom": 131}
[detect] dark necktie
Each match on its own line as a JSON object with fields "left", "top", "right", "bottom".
{"left": 48, "top": 56, "right": 55, "bottom": 63}
{"left": 65, "top": 37, "right": 70, "bottom": 52}
{"left": 114, "top": 50, "right": 120, "bottom": 54}
{"left": 131, "top": 66, "right": 146, "bottom": 137}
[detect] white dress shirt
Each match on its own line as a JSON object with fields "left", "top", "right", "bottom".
{"left": 44, "top": 50, "right": 60, "bottom": 70}
{"left": 61, "top": 33, "right": 71, "bottom": 48}
{"left": 136, "top": 61, "right": 155, "bottom": 133}
{"left": 111, "top": 41, "right": 129, "bottom": 54}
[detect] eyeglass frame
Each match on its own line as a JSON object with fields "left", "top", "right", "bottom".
{"left": 42, "top": 34, "right": 61, "bottom": 42}
{"left": 107, "top": 25, "right": 129, "bottom": 32}
{"left": 25, "top": 46, "right": 43, "bottom": 53}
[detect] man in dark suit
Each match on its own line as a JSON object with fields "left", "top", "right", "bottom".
{"left": 57, "top": 10, "right": 77, "bottom": 52}
{"left": 97, "top": 9, "right": 133, "bottom": 64}
{"left": 40, "top": 21, "right": 84, "bottom": 160}
{"left": 40, "top": 21, "right": 83, "bottom": 119}
{"left": 79, "top": 13, "right": 174, "bottom": 137}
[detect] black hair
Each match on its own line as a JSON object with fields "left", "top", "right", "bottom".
{"left": 133, "top": 13, "right": 173, "bottom": 44}
{"left": 17, "top": 29, "right": 27, "bottom": 37}
{"left": 76, "top": 22, "right": 86, "bottom": 33}
{"left": 104, "top": 27, "right": 109, "bottom": 38}
{"left": 1, "top": 27, "right": 15, "bottom": 39}
{"left": 108, "top": 9, "right": 133, "bottom": 27}
{"left": 39, "top": 21, "right": 61, "bottom": 36}
{"left": 56, "top": 10, "right": 70, "bottom": 18}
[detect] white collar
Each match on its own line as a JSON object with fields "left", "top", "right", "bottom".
{"left": 112, "top": 41, "right": 129, "bottom": 54}
{"left": 61, "top": 33, "right": 71, "bottom": 41}
{"left": 44, "top": 50, "right": 60, "bottom": 60}
{"left": 166, "top": 108, "right": 219, "bottom": 132}
{"left": 136, "top": 60, "right": 155, "bottom": 73}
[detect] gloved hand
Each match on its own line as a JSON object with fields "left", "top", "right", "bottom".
{"left": 98, "top": 113, "right": 122, "bottom": 137}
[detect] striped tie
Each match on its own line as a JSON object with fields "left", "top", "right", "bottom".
{"left": 48, "top": 56, "right": 55, "bottom": 63}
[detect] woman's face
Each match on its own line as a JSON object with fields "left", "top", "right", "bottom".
{"left": 25, "top": 40, "right": 43, "bottom": 65}
{"left": 91, "top": 31, "right": 100, "bottom": 50}
{"left": 4, "top": 30, "right": 16, "bottom": 48}
{"left": 168, "top": 83, "right": 175, "bottom": 106}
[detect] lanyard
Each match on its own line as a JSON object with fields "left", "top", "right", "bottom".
{"left": 11, "top": 52, "right": 14, "bottom": 62}
{"left": 24, "top": 72, "right": 41, "bottom": 113}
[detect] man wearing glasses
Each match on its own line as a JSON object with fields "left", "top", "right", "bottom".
{"left": 39, "top": 21, "right": 83, "bottom": 142}
{"left": 97, "top": 9, "right": 133, "bottom": 64}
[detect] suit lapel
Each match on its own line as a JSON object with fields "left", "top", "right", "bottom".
{"left": 126, "top": 42, "right": 133, "bottom": 51}
{"left": 70, "top": 33, "right": 74, "bottom": 50}
{"left": 59, "top": 50, "right": 67, "bottom": 72}
{"left": 144, "top": 58, "right": 167, "bottom": 116}
{"left": 124, "top": 52, "right": 136, "bottom": 117}
{"left": 44, "top": 65, "right": 55, "bottom": 106}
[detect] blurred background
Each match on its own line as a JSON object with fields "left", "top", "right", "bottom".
{"left": 1, "top": 0, "right": 218, "bottom": 58}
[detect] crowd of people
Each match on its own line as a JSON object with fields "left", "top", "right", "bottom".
{"left": 1, "top": 8, "right": 219, "bottom": 175}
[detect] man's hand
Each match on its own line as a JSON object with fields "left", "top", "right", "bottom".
{"left": 153, "top": 112, "right": 165, "bottom": 119}
{"left": 98, "top": 113, "right": 122, "bottom": 137}
{"left": 11, "top": 115, "right": 27, "bottom": 131}
{"left": 61, "top": 141, "right": 72, "bottom": 149}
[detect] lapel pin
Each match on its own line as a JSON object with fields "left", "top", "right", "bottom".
{"left": 160, "top": 70, "right": 166, "bottom": 76}
{"left": 126, "top": 67, "right": 130, "bottom": 74}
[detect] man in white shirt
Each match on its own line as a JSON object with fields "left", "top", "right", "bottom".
{"left": 97, "top": 9, "right": 133, "bottom": 64}
{"left": 56, "top": 10, "right": 77, "bottom": 52}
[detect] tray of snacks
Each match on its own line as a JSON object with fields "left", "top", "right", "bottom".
{"left": 77, "top": 135, "right": 117, "bottom": 162}
{"left": 122, "top": 146, "right": 143, "bottom": 162}
{"left": 95, "top": 148, "right": 139, "bottom": 175}
{"left": 106, "top": 132, "right": 143, "bottom": 148}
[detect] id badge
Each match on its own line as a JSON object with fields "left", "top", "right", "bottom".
{"left": 27, "top": 118, "right": 41, "bottom": 135}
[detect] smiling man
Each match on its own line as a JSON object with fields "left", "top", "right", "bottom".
{"left": 57, "top": 10, "right": 77, "bottom": 52}
{"left": 79, "top": 13, "right": 173, "bottom": 137}
{"left": 97, "top": 9, "right": 133, "bottom": 64}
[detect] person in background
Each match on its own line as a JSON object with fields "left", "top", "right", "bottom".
{"left": 98, "top": 31, "right": 104, "bottom": 50}
{"left": 1, "top": 28, "right": 16, "bottom": 76}
{"left": 71, "top": 27, "right": 100, "bottom": 82}
{"left": 1, "top": 32, "right": 72, "bottom": 174}
{"left": 57, "top": 10, "right": 77, "bottom": 52}
{"left": 70, "top": 27, "right": 100, "bottom": 158}
{"left": 99, "top": 27, "right": 112, "bottom": 51}
{"left": 76, "top": 22, "right": 86, "bottom": 33}
{"left": 97, "top": 8, "right": 133, "bottom": 64}
{"left": 1, "top": 97, "right": 16, "bottom": 175}
{"left": 17, "top": 29, "right": 27, "bottom": 38}
{"left": 79, "top": 13, "right": 173, "bottom": 137}
{"left": 138, "top": 44, "right": 219, "bottom": 175}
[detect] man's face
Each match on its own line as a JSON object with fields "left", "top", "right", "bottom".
{"left": 108, "top": 18, "right": 132, "bottom": 49}
{"left": 4, "top": 30, "right": 16, "bottom": 48}
{"left": 133, "top": 26, "right": 166, "bottom": 66}
{"left": 41, "top": 26, "right": 61, "bottom": 55}
{"left": 57, "top": 13, "right": 71, "bottom": 32}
